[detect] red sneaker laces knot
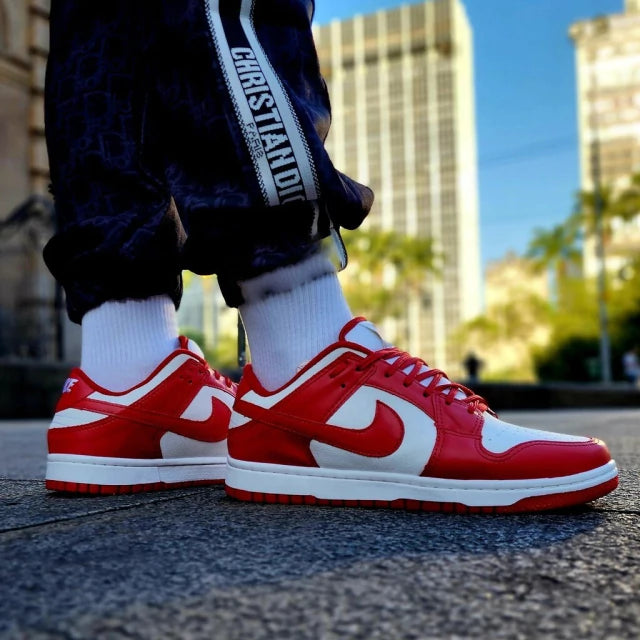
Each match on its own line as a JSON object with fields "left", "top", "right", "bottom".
{"left": 360, "top": 348, "right": 487, "bottom": 413}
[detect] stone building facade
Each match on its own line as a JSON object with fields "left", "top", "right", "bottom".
{"left": 0, "top": 0, "right": 77, "bottom": 360}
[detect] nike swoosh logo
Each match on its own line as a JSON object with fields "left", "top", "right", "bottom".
{"left": 236, "top": 399, "right": 404, "bottom": 457}
{"left": 237, "top": 384, "right": 438, "bottom": 473}
{"left": 78, "top": 396, "right": 230, "bottom": 442}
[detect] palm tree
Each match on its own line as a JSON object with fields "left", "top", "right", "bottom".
{"left": 341, "top": 227, "right": 440, "bottom": 325}
{"left": 609, "top": 172, "right": 640, "bottom": 223}
{"left": 572, "top": 172, "right": 640, "bottom": 243}
{"left": 573, "top": 185, "right": 613, "bottom": 239}
{"left": 526, "top": 221, "right": 582, "bottom": 299}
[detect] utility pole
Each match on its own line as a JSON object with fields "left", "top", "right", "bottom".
{"left": 590, "top": 62, "right": 612, "bottom": 384}
{"left": 237, "top": 313, "right": 247, "bottom": 368}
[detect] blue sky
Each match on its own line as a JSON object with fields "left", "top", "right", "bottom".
{"left": 313, "top": 0, "right": 624, "bottom": 272}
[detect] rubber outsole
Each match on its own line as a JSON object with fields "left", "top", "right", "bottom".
{"left": 45, "top": 478, "right": 223, "bottom": 495}
{"left": 45, "top": 453, "right": 227, "bottom": 494}
{"left": 225, "top": 476, "right": 618, "bottom": 514}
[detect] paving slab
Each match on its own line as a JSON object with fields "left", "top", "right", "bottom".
{"left": 0, "top": 409, "right": 638, "bottom": 639}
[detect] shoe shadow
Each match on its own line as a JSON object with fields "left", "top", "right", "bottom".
{"left": 203, "top": 493, "right": 609, "bottom": 586}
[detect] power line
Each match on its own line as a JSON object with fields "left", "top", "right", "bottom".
{"left": 478, "top": 136, "right": 577, "bottom": 168}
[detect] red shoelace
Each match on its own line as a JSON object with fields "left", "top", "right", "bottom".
{"left": 196, "top": 363, "right": 235, "bottom": 389}
{"left": 356, "top": 348, "right": 488, "bottom": 414}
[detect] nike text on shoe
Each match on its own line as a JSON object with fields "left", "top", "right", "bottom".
{"left": 225, "top": 318, "right": 618, "bottom": 514}
{"left": 46, "top": 337, "right": 236, "bottom": 495}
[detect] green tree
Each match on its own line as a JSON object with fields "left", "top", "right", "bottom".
{"left": 572, "top": 184, "right": 614, "bottom": 240}
{"left": 340, "top": 227, "right": 440, "bottom": 325}
{"left": 574, "top": 171, "right": 640, "bottom": 237}
{"left": 609, "top": 172, "right": 640, "bottom": 222}
{"left": 526, "top": 220, "right": 582, "bottom": 294}
{"left": 531, "top": 173, "right": 640, "bottom": 381}
{"left": 451, "top": 283, "right": 553, "bottom": 381}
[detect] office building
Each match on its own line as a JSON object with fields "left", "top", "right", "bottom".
{"left": 313, "top": 0, "right": 481, "bottom": 371}
{"left": 570, "top": 0, "right": 640, "bottom": 279}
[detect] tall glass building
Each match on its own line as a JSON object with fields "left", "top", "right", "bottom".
{"left": 313, "top": 0, "right": 481, "bottom": 371}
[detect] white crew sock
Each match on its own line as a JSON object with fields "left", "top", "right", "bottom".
{"left": 81, "top": 295, "right": 180, "bottom": 391}
{"left": 239, "top": 252, "right": 352, "bottom": 391}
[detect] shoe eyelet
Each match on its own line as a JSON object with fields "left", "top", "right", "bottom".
{"left": 340, "top": 383, "right": 346, "bottom": 389}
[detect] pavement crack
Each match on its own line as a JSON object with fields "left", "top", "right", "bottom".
{"left": 0, "top": 488, "right": 210, "bottom": 535}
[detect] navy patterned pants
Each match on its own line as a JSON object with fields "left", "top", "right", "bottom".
{"left": 43, "top": 0, "right": 373, "bottom": 322}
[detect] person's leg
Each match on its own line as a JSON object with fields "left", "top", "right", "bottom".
{"left": 44, "top": 1, "right": 186, "bottom": 390}
{"left": 44, "top": 1, "right": 618, "bottom": 509}
{"left": 43, "top": 1, "right": 233, "bottom": 493}
{"left": 227, "top": 313, "right": 618, "bottom": 512}
{"left": 43, "top": 0, "right": 363, "bottom": 495}
{"left": 141, "top": 0, "right": 371, "bottom": 390}
{"left": 238, "top": 250, "right": 352, "bottom": 390}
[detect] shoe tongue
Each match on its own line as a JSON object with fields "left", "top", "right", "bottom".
{"left": 186, "top": 339, "right": 205, "bottom": 358}
{"left": 342, "top": 318, "right": 391, "bottom": 351}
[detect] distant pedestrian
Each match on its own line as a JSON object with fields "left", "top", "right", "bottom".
{"left": 622, "top": 347, "right": 640, "bottom": 387}
{"left": 463, "top": 351, "right": 483, "bottom": 383}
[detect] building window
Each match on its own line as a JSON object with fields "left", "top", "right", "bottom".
{"left": 0, "top": 1, "right": 6, "bottom": 52}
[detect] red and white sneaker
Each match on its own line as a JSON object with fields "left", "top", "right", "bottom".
{"left": 46, "top": 337, "right": 236, "bottom": 495}
{"left": 226, "top": 318, "right": 618, "bottom": 513}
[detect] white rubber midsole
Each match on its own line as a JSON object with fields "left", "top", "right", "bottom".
{"left": 225, "top": 458, "right": 618, "bottom": 507}
{"left": 46, "top": 454, "right": 227, "bottom": 485}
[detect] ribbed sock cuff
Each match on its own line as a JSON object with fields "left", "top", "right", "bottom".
{"left": 81, "top": 295, "right": 179, "bottom": 391}
{"left": 239, "top": 254, "right": 352, "bottom": 390}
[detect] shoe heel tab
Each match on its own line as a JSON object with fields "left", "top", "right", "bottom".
{"left": 238, "top": 364, "right": 261, "bottom": 392}
{"left": 55, "top": 368, "right": 93, "bottom": 409}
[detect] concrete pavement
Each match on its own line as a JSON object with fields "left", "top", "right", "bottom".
{"left": 1, "top": 409, "right": 638, "bottom": 639}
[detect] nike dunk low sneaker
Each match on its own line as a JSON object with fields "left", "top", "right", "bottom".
{"left": 226, "top": 318, "right": 618, "bottom": 513}
{"left": 46, "top": 337, "right": 235, "bottom": 494}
